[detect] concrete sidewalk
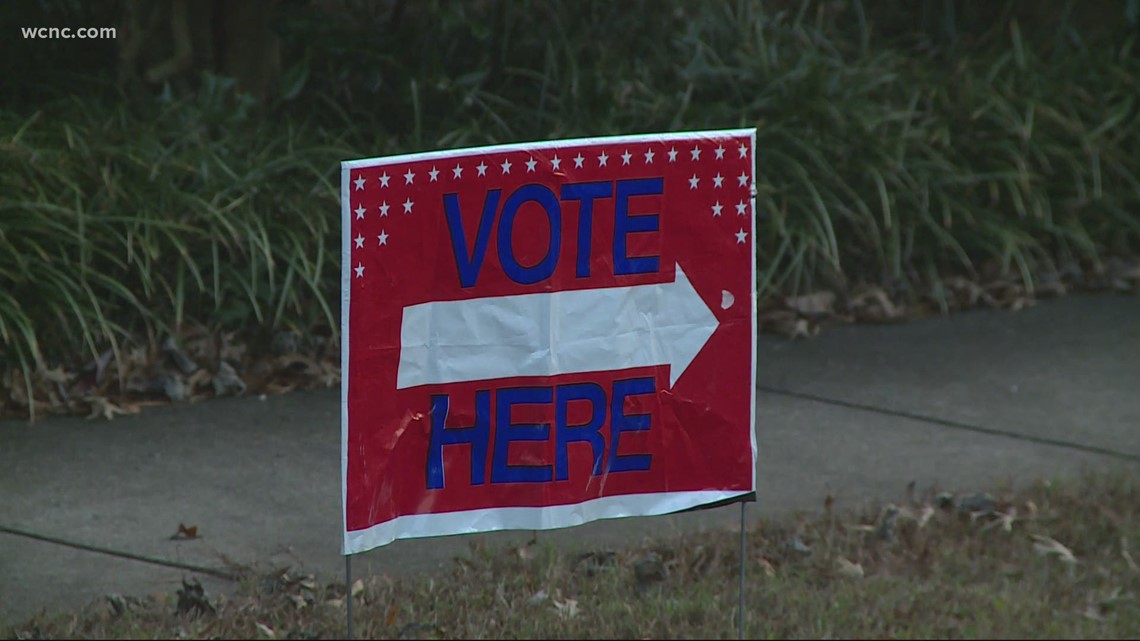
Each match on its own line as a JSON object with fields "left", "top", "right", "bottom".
{"left": 2, "top": 293, "right": 1138, "bottom": 625}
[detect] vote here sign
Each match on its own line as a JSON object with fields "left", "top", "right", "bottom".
{"left": 341, "top": 129, "right": 757, "bottom": 554}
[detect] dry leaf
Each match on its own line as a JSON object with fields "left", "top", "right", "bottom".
{"left": 162, "top": 336, "right": 199, "bottom": 375}
{"left": 785, "top": 291, "right": 836, "bottom": 316}
{"left": 1031, "top": 535, "right": 1077, "bottom": 564}
{"left": 835, "top": 557, "right": 864, "bottom": 579}
{"left": 980, "top": 508, "right": 1017, "bottom": 533}
{"left": 760, "top": 310, "right": 814, "bottom": 339}
{"left": 351, "top": 579, "right": 364, "bottom": 598}
{"left": 170, "top": 523, "right": 199, "bottom": 540}
{"left": 86, "top": 396, "right": 137, "bottom": 421}
{"left": 916, "top": 505, "right": 935, "bottom": 528}
{"left": 386, "top": 604, "right": 399, "bottom": 626}
{"left": 1080, "top": 604, "right": 1107, "bottom": 622}
{"left": 553, "top": 596, "right": 578, "bottom": 619}
{"left": 851, "top": 287, "right": 903, "bottom": 323}
{"left": 212, "top": 361, "right": 247, "bottom": 397}
{"left": 758, "top": 556, "right": 776, "bottom": 578}
{"left": 1122, "top": 537, "right": 1138, "bottom": 572}
{"left": 255, "top": 622, "right": 276, "bottom": 639}
{"left": 37, "top": 366, "right": 71, "bottom": 385}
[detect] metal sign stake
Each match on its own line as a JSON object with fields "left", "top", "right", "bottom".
{"left": 346, "top": 554, "right": 354, "bottom": 640}
{"left": 738, "top": 501, "right": 747, "bottom": 640}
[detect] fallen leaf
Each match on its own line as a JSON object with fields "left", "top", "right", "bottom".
{"left": 255, "top": 622, "right": 275, "bottom": 639}
{"left": 515, "top": 536, "right": 538, "bottom": 561}
{"left": 170, "top": 523, "right": 199, "bottom": 540}
{"left": 351, "top": 578, "right": 364, "bottom": 598}
{"left": 1080, "top": 604, "right": 1107, "bottom": 622}
{"left": 957, "top": 493, "right": 996, "bottom": 515}
{"left": 758, "top": 556, "right": 776, "bottom": 578}
{"left": 386, "top": 604, "right": 399, "bottom": 626}
{"left": 1122, "top": 537, "right": 1138, "bottom": 572}
{"left": 1031, "top": 535, "right": 1078, "bottom": 564}
{"left": 851, "top": 287, "right": 903, "bottom": 323}
{"left": 37, "top": 366, "right": 70, "bottom": 386}
{"left": 785, "top": 291, "right": 835, "bottom": 316}
{"left": 633, "top": 553, "right": 667, "bottom": 589}
{"left": 835, "top": 557, "right": 864, "bottom": 579}
{"left": 916, "top": 505, "right": 935, "bottom": 528}
{"left": 212, "top": 361, "right": 247, "bottom": 397}
{"left": 85, "top": 396, "right": 138, "bottom": 421}
{"left": 553, "top": 596, "right": 578, "bottom": 619}
{"left": 759, "top": 310, "right": 814, "bottom": 339}
{"left": 980, "top": 508, "right": 1017, "bottom": 533}
{"left": 783, "top": 535, "right": 811, "bottom": 556}
{"left": 159, "top": 374, "right": 191, "bottom": 403}
{"left": 175, "top": 578, "right": 215, "bottom": 618}
{"left": 162, "top": 336, "right": 199, "bottom": 375}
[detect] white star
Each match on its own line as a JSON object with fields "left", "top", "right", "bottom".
{"left": 667, "top": 147, "right": 678, "bottom": 162}
{"left": 379, "top": 201, "right": 389, "bottom": 216}
{"left": 713, "top": 173, "right": 724, "bottom": 188}
{"left": 354, "top": 205, "right": 365, "bottom": 220}
{"left": 735, "top": 229, "right": 748, "bottom": 244}
{"left": 736, "top": 200, "right": 748, "bottom": 215}
{"left": 573, "top": 154, "right": 585, "bottom": 168}
{"left": 525, "top": 158, "right": 537, "bottom": 172}
{"left": 738, "top": 143, "right": 749, "bottom": 158}
{"left": 690, "top": 145, "right": 702, "bottom": 161}
{"left": 354, "top": 263, "right": 365, "bottom": 278}
{"left": 598, "top": 151, "right": 608, "bottom": 167}
{"left": 353, "top": 175, "right": 365, "bottom": 191}
{"left": 429, "top": 166, "right": 439, "bottom": 182}
{"left": 500, "top": 158, "right": 512, "bottom": 174}
{"left": 354, "top": 234, "right": 364, "bottom": 249}
{"left": 737, "top": 171, "right": 749, "bottom": 187}
{"left": 711, "top": 202, "right": 723, "bottom": 216}
{"left": 379, "top": 172, "right": 390, "bottom": 188}
{"left": 621, "top": 150, "right": 632, "bottom": 165}
{"left": 715, "top": 145, "right": 726, "bottom": 159}
{"left": 476, "top": 161, "right": 488, "bottom": 176}
{"left": 403, "top": 198, "right": 414, "bottom": 213}
{"left": 644, "top": 149, "right": 655, "bottom": 163}
{"left": 403, "top": 168, "right": 415, "bottom": 184}
{"left": 378, "top": 230, "right": 389, "bottom": 246}
{"left": 688, "top": 174, "right": 700, "bottom": 189}
{"left": 452, "top": 163, "right": 463, "bottom": 179}
{"left": 551, "top": 155, "right": 562, "bottom": 170}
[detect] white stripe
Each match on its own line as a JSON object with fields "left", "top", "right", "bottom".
{"left": 343, "top": 489, "right": 752, "bottom": 553}
{"left": 342, "top": 129, "right": 758, "bottom": 169}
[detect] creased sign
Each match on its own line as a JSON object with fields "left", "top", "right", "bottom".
{"left": 341, "top": 130, "right": 757, "bottom": 554}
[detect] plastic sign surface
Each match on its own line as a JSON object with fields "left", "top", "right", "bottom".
{"left": 341, "top": 130, "right": 757, "bottom": 554}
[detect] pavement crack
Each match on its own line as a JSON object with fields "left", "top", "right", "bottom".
{"left": 0, "top": 524, "right": 239, "bottom": 581}
{"left": 757, "top": 385, "right": 1140, "bottom": 463}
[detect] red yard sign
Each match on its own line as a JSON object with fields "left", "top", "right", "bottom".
{"left": 341, "top": 130, "right": 757, "bottom": 554}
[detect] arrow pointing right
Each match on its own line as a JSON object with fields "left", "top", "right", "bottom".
{"left": 397, "top": 264, "right": 719, "bottom": 389}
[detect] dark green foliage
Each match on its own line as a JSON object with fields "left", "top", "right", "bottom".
{"left": 1, "top": 1, "right": 1138, "bottom": 415}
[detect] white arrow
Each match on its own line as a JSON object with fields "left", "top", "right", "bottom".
{"left": 397, "top": 265, "right": 719, "bottom": 389}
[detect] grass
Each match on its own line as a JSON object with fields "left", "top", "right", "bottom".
{"left": 2, "top": 1, "right": 1140, "bottom": 418}
{"left": 6, "top": 469, "right": 1138, "bottom": 639}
